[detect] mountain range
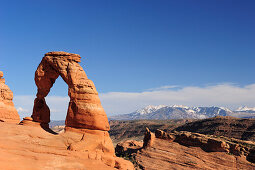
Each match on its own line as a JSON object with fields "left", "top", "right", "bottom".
{"left": 109, "top": 105, "right": 255, "bottom": 120}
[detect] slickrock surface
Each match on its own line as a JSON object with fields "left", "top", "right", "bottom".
{"left": 136, "top": 138, "right": 255, "bottom": 170}
{"left": 0, "top": 122, "right": 133, "bottom": 170}
{"left": 18, "top": 52, "right": 133, "bottom": 169}
{"left": 0, "top": 71, "right": 20, "bottom": 123}
{"left": 155, "top": 130, "right": 255, "bottom": 156}
{"left": 116, "top": 129, "right": 255, "bottom": 170}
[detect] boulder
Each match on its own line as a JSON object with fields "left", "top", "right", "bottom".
{"left": 206, "top": 138, "right": 230, "bottom": 152}
{"left": 115, "top": 140, "right": 143, "bottom": 157}
{"left": 155, "top": 129, "right": 176, "bottom": 141}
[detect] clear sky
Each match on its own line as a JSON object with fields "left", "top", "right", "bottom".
{"left": 1, "top": 0, "right": 255, "bottom": 120}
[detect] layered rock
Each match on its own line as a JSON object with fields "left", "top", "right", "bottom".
{"left": 116, "top": 128, "right": 255, "bottom": 169}
{"left": 0, "top": 122, "right": 134, "bottom": 170}
{"left": 155, "top": 130, "right": 255, "bottom": 158}
{"left": 143, "top": 127, "right": 155, "bottom": 148}
{"left": 175, "top": 116, "right": 255, "bottom": 141}
{"left": 27, "top": 51, "right": 109, "bottom": 131}
{"left": 19, "top": 52, "right": 133, "bottom": 169}
{"left": 115, "top": 140, "right": 143, "bottom": 157}
{"left": 0, "top": 71, "right": 20, "bottom": 123}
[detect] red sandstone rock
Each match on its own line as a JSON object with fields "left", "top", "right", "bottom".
{"left": 0, "top": 71, "right": 20, "bottom": 123}
{"left": 206, "top": 138, "right": 230, "bottom": 152}
{"left": 115, "top": 140, "right": 143, "bottom": 156}
{"left": 117, "top": 130, "right": 255, "bottom": 169}
{"left": 30, "top": 51, "right": 109, "bottom": 131}
{"left": 0, "top": 122, "right": 134, "bottom": 170}
{"left": 155, "top": 129, "right": 176, "bottom": 141}
{"left": 136, "top": 138, "right": 255, "bottom": 170}
{"left": 19, "top": 52, "right": 133, "bottom": 169}
{"left": 143, "top": 127, "right": 155, "bottom": 148}
{"left": 154, "top": 130, "right": 254, "bottom": 157}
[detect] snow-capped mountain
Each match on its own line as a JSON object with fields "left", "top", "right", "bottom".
{"left": 136, "top": 105, "right": 167, "bottom": 115}
{"left": 109, "top": 105, "right": 255, "bottom": 120}
{"left": 235, "top": 106, "right": 255, "bottom": 112}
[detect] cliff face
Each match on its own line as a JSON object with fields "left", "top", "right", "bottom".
{"left": 0, "top": 71, "right": 20, "bottom": 123}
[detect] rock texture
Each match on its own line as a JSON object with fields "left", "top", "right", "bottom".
{"left": 0, "top": 71, "right": 20, "bottom": 123}
{"left": 175, "top": 116, "right": 255, "bottom": 141}
{"left": 0, "top": 122, "right": 134, "bottom": 170}
{"left": 117, "top": 129, "right": 255, "bottom": 169}
{"left": 136, "top": 138, "right": 255, "bottom": 170}
{"left": 28, "top": 52, "right": 109, "bottom": 131}
{"left": 116, "top": 140, "right": 143, "bottom": 157}
{"left": 143, "top": 128, "right": 155, "bottom": 148}
{"left": 109, "top": 119, "right": 193, "bottom": 145}
{"left": 19, "top": 52, "right": 133, "bottom": 169}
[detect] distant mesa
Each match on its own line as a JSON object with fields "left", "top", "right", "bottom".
{"left": 0, "top": 71, "right": 20, "bottom": 123}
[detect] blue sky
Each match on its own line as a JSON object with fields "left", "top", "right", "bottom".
{"left": 0, "top": 0, "right": 255, "bottom": 119}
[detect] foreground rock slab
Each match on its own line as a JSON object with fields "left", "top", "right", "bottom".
{"left": 0, "top": 71, "right": 20, "bottom": 123}
{"left": 0, "top": 122, "right": 133, "bottom": 170}
{"left": 18, "top": 51, "right": 133, "bottom": 169}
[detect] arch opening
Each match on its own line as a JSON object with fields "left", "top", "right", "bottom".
{"left": 30, "top": 52, "right": 110, "bottom": 131}
{"left": 45, "top": 77, "right": 69, "bottom": 121}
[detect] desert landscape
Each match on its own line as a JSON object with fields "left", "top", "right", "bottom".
{"left": 1, "top": 64, "right": 255, "bottom": 169}
{"left": 1, "top": 1, "right": 254, "bottom": 170}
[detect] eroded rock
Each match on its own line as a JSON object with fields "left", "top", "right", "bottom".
{"left": 143, "top": 127, "right": 155, "bottom": 148}
{"left": 115, "top": 140, "right": 143, "bottom": 156}
{"left": 116, "top": 129, "right": 255, "bottom": 169}
{"left": 0, "top": 71, "right": 20, "bottom": 123}
{"left": 155, "top": 129, "right": 254, "bottom": 158}
{"left": 19, "top": 52, "right": 133, "bottom": 169}
{"left": 26, "top": 52, "right": 109, "bottom": 131}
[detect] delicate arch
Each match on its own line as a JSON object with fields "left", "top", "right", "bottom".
{"left": 31, "top": 52, "right": 109, "bottom": 131}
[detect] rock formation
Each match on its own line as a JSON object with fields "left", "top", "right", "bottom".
{"left": 19, "top": 52, "right": 133, "bottom": 169}
{"left": 143, "top": 127, "right": 155, "bottom": 148}
{"left": 23, "top": 51, "right": 109, "bottom": 131}
{"left": 175, "top": 116, "right": 255, "bottom": 141}
{"left": 0, "top": 121, "right": 134, "bottom": 170}
{"left": 0, "top": 71, "right": 20, "bottom": 123}
{"left": 116, "top": 128, "right": 255, "bottom": 169}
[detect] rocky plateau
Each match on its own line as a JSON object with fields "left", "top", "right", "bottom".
{"left": 116, "top": 128, "right": 255, "bottom": 170}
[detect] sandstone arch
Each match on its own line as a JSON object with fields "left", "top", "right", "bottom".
{"left": 31, "top": 51, "right": 110, "bottom": 131}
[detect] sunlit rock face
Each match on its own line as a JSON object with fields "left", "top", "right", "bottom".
{"left": 0, "top": 71, "right": 20, "bottom": 123}
{"left": 17, "top": 52, "right": 134, "bottom": 169}
{"left": 31, "top": 51, "right": 110, "bottom": 131}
